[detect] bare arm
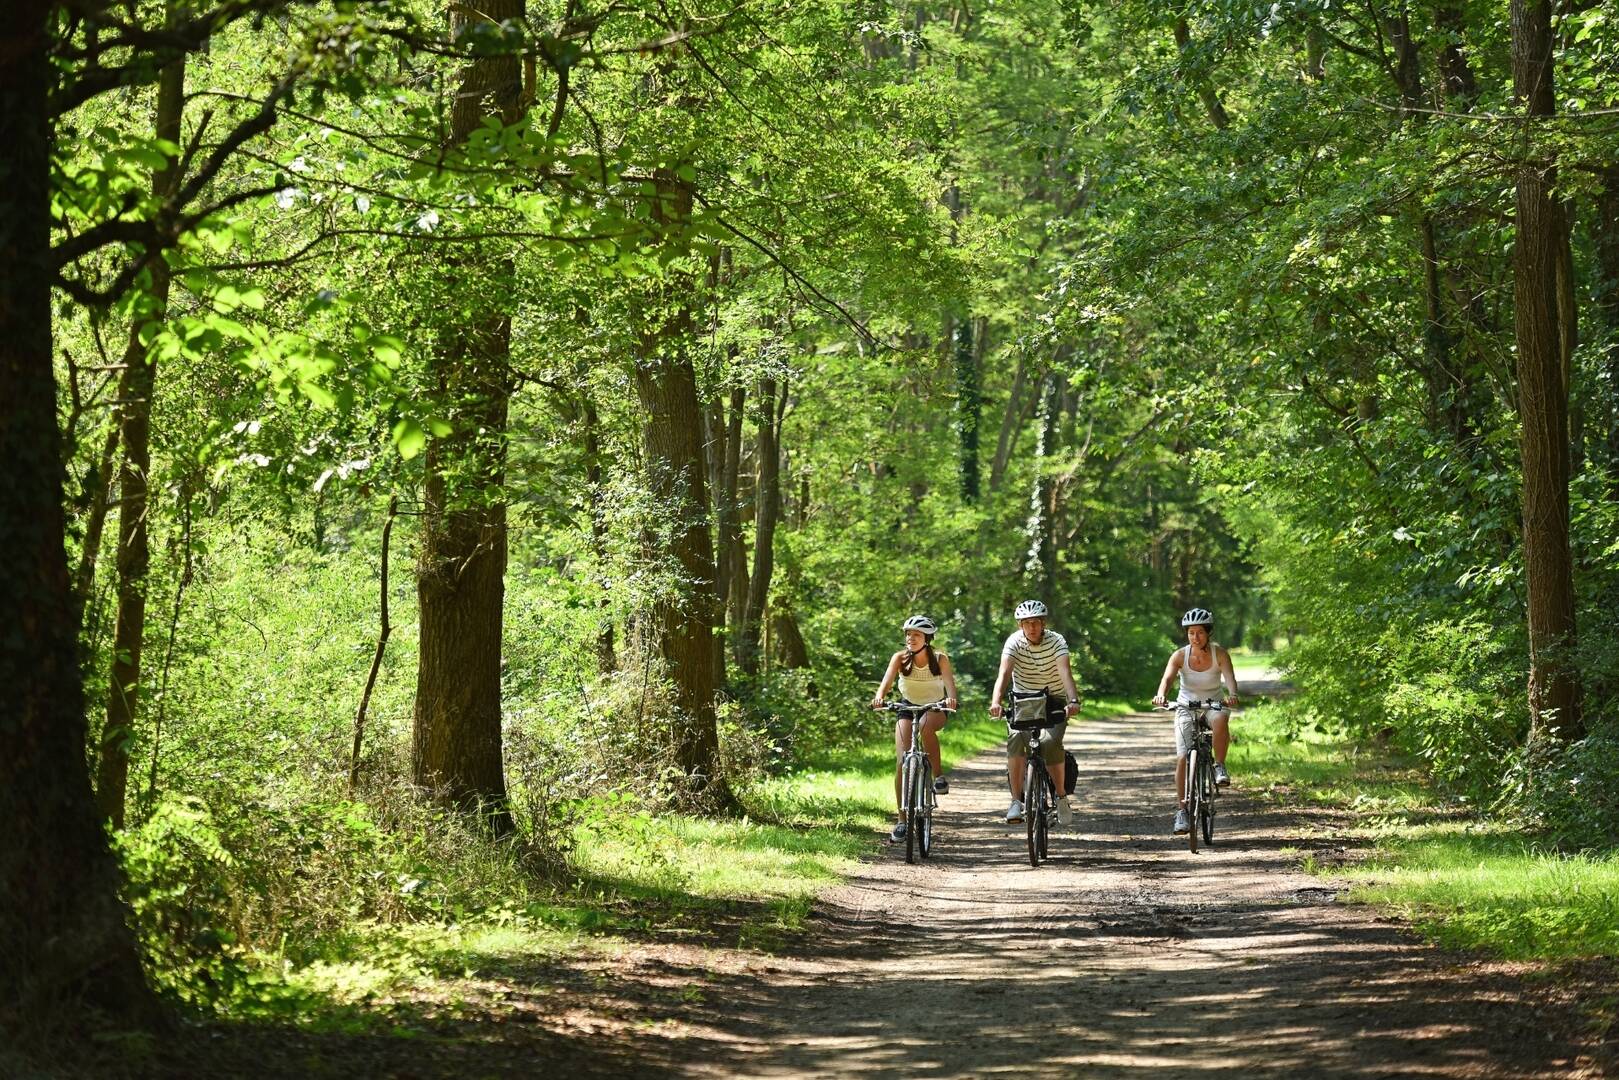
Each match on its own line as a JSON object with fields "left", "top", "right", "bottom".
{"left": 1153, "top": 650, "right": 1183, "bottom": 706}
{"left": 938, "top": 652, "right": 960, "bottom": 709}
{"left": 988, "top": 653, "right": 1014, "bottom": 717}
{"left": 1217, "top": 646, "right": 1240, "bottom": 708}
{"left": 871, "top": 652, "right": 903, "bottom": 709}
{"left": 1057, "top": 654, "right": 1082, "bottom": 716}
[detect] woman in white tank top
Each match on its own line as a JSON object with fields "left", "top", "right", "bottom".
{"left": 1152, "top": 608, "right": 1240, "bottom": 836}
{"left": 871, "top": 615, "right": 959, "bottom": 844}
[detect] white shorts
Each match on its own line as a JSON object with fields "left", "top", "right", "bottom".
{"left": 1175, "top": 703, "right": 1228, "bottom": 759}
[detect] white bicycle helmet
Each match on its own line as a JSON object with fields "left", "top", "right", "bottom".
{"left": 1181, "top": 607, "right": 1214, "bottom": 628}
{"left": 1014, "top": 599, "right": 1048, "bottom": 620}
{"left": 902, "top": 614, "right": 937, "bottom": 637}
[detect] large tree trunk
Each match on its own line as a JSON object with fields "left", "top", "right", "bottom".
{"left": 738, "top": 374, "right": 782, "bottom": 674}
{"left": 411, "top": 0, "right": 525, "bottom": 831}
{"left": 96, "top": 27, "right": 186, "bottom": 829}
{"left": 633, "top": 170, "right": 732, "bottom": 807}
{"left": 0, "top": 4, "right": 161, "bottom": 1032}
{"left": 1510, "top": 0, "right": 1582, "bottom": 743}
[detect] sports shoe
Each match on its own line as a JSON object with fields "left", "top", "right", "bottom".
{"left": 1173, "top": 808, "right": 1189, "bottom": 834}
{"left": 1214, "top": 763, "right": 1231, "bottom": 787}
{"left": 933, "top": 776, "right": 949, "bottom": 794}
{"left": 1056, "top": 796, "right": 1073, "bottom": 826}
{"left": 1005, "top": 800, "right": 1025, "bottom": 823}
{"left": 890, "top": 820, "right": 907, "bottom": 842}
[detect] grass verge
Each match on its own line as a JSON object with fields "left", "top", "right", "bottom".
{"left": 1236, "top": 699, "right": 1619, "bottom": 962}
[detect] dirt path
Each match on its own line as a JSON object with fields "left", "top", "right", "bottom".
{"left": 658, "top": 710, "right": 1600, "bottom": 1078}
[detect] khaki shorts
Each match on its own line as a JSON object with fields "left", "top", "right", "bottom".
{"left": 1007, "top": 721, "right": 1066, "bottom": 765}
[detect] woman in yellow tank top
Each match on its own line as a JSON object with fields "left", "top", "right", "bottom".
{"left": 871, "top": 615, "right": 959, "bottom": 844}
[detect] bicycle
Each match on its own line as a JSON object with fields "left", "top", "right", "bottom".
{"left": 881, "top": 699, "right": 956, "bottom": 864}
{"left": 1006, "top": 692, "right": 1065, "bottom": 868}
{"left": 1156, "top": 698, "right": 1225, "bottom": 852}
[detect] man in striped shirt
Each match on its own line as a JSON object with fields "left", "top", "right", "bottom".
{"left": 989, "top": 599, "right": 1082, "bottom": 825}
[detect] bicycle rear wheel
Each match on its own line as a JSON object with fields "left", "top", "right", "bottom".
{"left": 917, "top": 759, "right": 934, "bottom": 859}
{"left": 1185, "top": 748, "right": 1201, "bottom": 853}
{"left": 903, "top": 757, "right": 918, "bottom": 864}
{"left": 1024, "top": 761, "right": 1044, "bottom": 867}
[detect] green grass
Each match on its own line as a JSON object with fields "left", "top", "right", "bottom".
{"left": 1238, "top": 700, "right": 1619, "bottom": 962}
{"left": 1341, "top": 829, "right": 1619, "bottom": 960}
{"left": 1228, "top": 646, "right": 1280, "bottom": 682}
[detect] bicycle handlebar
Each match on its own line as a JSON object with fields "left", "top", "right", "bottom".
{"left": 878, "top": 700, "right": 958, "bottom": 714}
{"left": 1152, "top": 698, "right": 1229, "bottom": 711}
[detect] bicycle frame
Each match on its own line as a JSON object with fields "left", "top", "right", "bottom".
{"left": 883, "top": 699, "right": 953, "bottom": 863}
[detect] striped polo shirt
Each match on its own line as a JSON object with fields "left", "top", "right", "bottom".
{"left": 1002, "top": 629, "right": 1069, "bottom": 694}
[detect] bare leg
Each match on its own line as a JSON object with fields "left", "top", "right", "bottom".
{"left": 1008, "top": 755, "right": 1026, "bottom": 799}
{"left": 1050, "top": 753, "right": 1067, "bottom": 798}
{"left": 922, "top": 712, "right": 946, "bottom": 776}
{"left": 1175, "top": 754, "right": 1188, "bottom": 807}
{"left": 1213, "top": 714, "right": 1230, "bottom": 764}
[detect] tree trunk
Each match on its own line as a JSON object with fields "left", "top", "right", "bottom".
{"left": 953, "top": 317, "right": 981, "bottom": 501}
{"left": 97, "top": 27, "right": 186, "bottom": 829}
{"left": 989, "top": 349, "right": 1027, "bottom": 490}
{"left": 1173, "top": 17, "right": 1231, "bottom": 130}
{"left": 633, "top": 169, "right": 732, "bottom": 807}
{"left": 412, "top": 0, "right": 526, "bottom": 832}
{"left": 1510, "top": 0, "right": 1582, "bottom": 743}
{"left": 582, "top": 393, "right": 615, "bottom": 671}
{"left": 739, "top": 375, "right": 782, "bottom": 675}
{"left": 723, "top": 384, "right": 749, "bottom": 642}
{"left": 0, "top": 3, "right": 162, "bottom": 1032}
{"left": 1024, "top": 373, "right": 1063, "bottom": 597}
{"left": 1595, "top": 167, "right": 1619, "bottom": 487}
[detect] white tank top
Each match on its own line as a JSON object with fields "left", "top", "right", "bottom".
{"left": 1178, "top": 644, "right": 1226, "bottom": 701}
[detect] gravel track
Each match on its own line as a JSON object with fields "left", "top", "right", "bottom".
{"left": 670, "top": 710, "right": 1599, "bottom": 1079}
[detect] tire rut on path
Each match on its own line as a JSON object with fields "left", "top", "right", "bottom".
{"left": 671, "top": 711, "right": 1596, "bottom": 1079}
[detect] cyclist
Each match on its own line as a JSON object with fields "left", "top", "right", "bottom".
{"left": 1152, "top": 607, "right": 1240, "bottom": 835}
{"left": 871, "top": 614, "right": 959, "bottom": 843}
{"left": 988, "top": 600, "right": 1081, "bottom": 827}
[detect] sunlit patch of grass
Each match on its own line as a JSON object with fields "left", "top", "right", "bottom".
{"left": 1228, "top": 700, "right": 1429, "bottom": 815}
{"left": 1241, "top": 700, "right": 1619, "bottom": 963}
{"left": 1228, "top": 646, "right": 1279, "bottom": 681}
{"left": 1337, "top": 828, "right": 1619, "bottom": 960}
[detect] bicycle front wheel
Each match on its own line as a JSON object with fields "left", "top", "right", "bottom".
{"left": 903, "top": 757, "right": 918, "bottom": 864}
{"left": 1200, "top": 755, "right": 1215, "bottom": 846}
{"left": 1025, "top": 761, "right": 1045, "bottom": 867}
{"left": 1185, "top": 748, "right": 1201, "bottom": 854}
{"left": 918, "top": 760, "right": 934, "bottom": 859}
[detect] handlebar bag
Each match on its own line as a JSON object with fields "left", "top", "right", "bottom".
{"left": 1009, "top": 690, "right": 1052, "bottom": 730}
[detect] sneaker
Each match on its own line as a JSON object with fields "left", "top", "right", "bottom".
{"left": 1214, "top": 763, "right": 1231, "bottom": 787}
{"left": 1056, "top": 796, "right": 1073, "bottom": 826}
{"left": 933, "top": 776, "right": 949, "bottom": 795}
{"left": 890, "top": 820, "right": 907, "bottom": 842}
{"left": 1173, "top": 808, "right": 1189, "bottom": 834}
{"left": 1005, "top": 800, "right": 1025, "bottom": 824}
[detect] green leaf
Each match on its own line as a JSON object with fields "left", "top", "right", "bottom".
{"left": 393, "top": 418, "right": 427, "bottom": 460}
